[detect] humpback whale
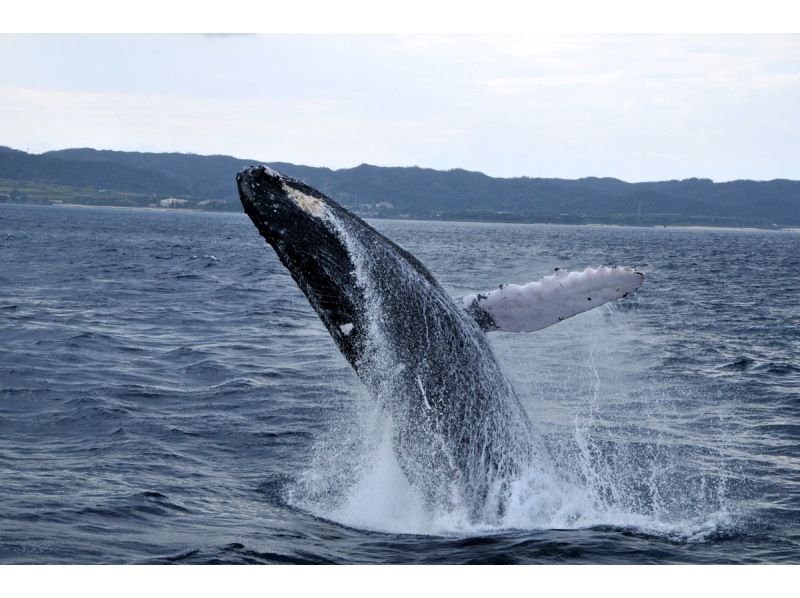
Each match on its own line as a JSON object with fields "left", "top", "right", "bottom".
{"left": 237, "top": 165, "right": 643, "bottom": 522}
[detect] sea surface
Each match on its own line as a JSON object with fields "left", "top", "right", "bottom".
{"left": 1, "top": 202, "right": 798, "bottom": 564}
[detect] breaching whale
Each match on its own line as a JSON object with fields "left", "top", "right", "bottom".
{"left": 237, "top": 165, "right": 643, "bottom": 522}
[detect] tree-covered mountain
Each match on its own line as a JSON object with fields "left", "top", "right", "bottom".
{"left": 0, "top": 146, "right": 188, "bottom": 196}
{"left": 1, "top": 146, "right": 799, "bottom": 227}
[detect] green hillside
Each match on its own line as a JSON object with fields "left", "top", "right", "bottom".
{"left": 1, "top": 146, "right": 799, "bottom": 227}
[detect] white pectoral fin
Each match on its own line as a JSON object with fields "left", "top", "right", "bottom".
{"left": 461, "top": 266, "right": 644, "bottom": 333}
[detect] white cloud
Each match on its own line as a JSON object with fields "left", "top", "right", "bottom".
{"left": 1, "top": 34, "right": 799, "bottom": 181}
{"left": 0, "top": 85, "right": 461, "bottom": 168}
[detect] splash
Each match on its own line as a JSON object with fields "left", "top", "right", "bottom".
{"left": 287, "top": 212, "right": 735, "bottom": 540}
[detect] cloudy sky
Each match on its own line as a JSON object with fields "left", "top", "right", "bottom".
{"left": 1, "top": 34, "right": 798, "bottom": 181}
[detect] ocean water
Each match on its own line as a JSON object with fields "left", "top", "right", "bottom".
{"left": 0, "top": 202, "right": 798, "bottom": 564}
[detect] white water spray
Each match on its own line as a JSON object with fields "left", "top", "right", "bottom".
{"left": 286, "top": 209, "right": 734, "bottom": 540}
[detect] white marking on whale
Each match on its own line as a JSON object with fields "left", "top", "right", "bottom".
{"left": 284, "top": 183, "right": 328, "bottom": 218}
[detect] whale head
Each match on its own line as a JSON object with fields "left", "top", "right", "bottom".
{"left": 237, "top": 165, "right": 332, "bottom": 241}
{"left": 237, "top": 165, "right": 366, "bottom": 364}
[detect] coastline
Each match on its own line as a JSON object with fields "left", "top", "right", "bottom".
{"left": 2, "top": 200, "right": 798, "bottom": 232}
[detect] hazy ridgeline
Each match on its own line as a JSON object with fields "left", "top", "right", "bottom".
{"left": 1, "top": 146, "right": 799, "bottom": 227}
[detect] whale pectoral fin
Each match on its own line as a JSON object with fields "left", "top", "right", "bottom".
{"left": 461, "top": 266, "right": 644, "bottom": 333}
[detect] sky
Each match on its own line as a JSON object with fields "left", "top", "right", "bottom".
{"left": 1, "top": 33, "right": 799, "bottom": 181}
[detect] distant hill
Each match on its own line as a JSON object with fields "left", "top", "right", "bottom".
{"left": 1, "top": 146, "right": 799, "bottom": 227}
{"left": 42, "top": 148, "right": 251, "bottom": 200}
{"left": 0, "top": 146, "right": 188, "bottom": 196}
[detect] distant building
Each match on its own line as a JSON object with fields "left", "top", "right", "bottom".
{"left": 159, "top": 197, "right": 188, "bottom": 207}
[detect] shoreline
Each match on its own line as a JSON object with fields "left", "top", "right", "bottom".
{"left": 2, "top": 200, "right": 798, "bottom": 232}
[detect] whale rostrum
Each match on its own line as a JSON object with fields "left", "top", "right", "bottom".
{"left": 237, "top": 165, "right": 643, "bottom": 521}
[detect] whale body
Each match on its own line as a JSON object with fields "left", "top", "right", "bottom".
{"left": 237, "top": 165, "right": 643, "bottom": 521}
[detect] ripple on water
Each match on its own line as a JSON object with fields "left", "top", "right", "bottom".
{"left": 0, "top": 204, "right": 797, "bottom": 563}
